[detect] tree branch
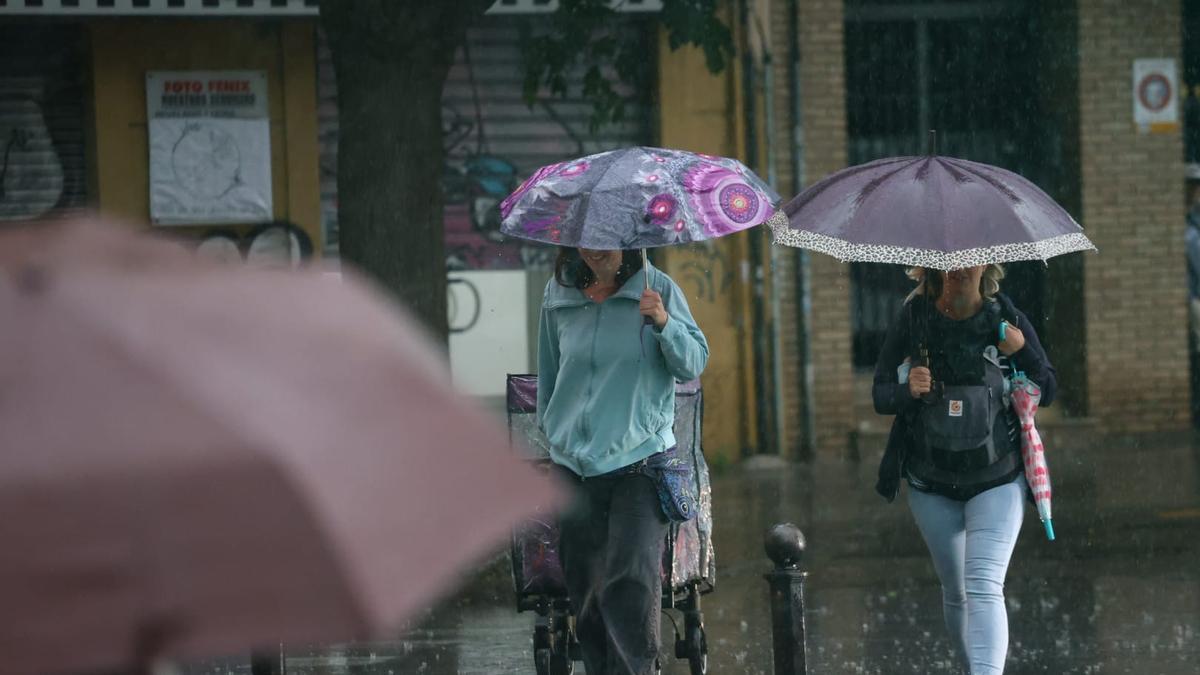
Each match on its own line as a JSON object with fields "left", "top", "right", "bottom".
{"left": 517, "top": 0, "right": 733, "bottom": 131}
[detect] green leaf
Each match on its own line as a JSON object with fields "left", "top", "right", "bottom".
{"left": 516, "top": 0, "right": 733, "bottom": 132}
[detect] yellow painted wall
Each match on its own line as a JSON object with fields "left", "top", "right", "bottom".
{"left": 657, "top": 27, "right": 759, "bottom": 464}
{"left": 89, "top": 20, "right": 321, "bottom": 248}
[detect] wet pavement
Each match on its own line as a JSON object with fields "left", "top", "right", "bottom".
{"left": 187, "top": 429, "right": 1200, "bottom": 674}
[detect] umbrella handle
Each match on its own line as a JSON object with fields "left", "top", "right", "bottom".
{"left": 916, "top": 349, "right": 938, "bottom": 403}
{"left": 642, "top": 248, "right": 654, "bottom": 326}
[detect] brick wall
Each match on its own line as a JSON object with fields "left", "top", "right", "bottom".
{"left": 763, "top": 0, "right": 852, "bottom": 457}
{"left": 767, "top": 0, "right": 800, "bottom": 457}
{"left": 1039, "top": 1, "right": 1089, "bottom": 417}
{"left": 1078, "top": 0, "right": 1189, "bottom": 431}
{"left": 796, "top": 0, "right": 853, "bottom": 454}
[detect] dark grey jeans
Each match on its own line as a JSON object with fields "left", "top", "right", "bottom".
{"left": 558, "top": 467, "right": 669, "bottom": 675}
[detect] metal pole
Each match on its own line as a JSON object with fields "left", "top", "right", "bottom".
{"left": 739, "top": 0, "right": 774, "bottom": 455}
{"left": 764, "top": 523, "right": 808, "bottom": 675}
{"left": 788, "top": 0, "right": 816, "bottom": 458}
{"left": 642, "top": 248, "right": 654, "bottom": 326}
{"left": 759, "top": 13, "right": 788, "bottom": 459}
{"left": 249, "top": 644, "right": 284, "bottom": 675}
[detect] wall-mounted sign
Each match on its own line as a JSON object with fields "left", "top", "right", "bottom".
{"left": 1133, "top": 58, "right": 1179, "bottom": 133}
{"left": 146, "top": 70, "right": 272, "bottom": 225}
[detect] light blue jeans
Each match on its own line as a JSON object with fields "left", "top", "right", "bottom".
{"left": 907, "top": 476, "right": 1026, "bottom": 675}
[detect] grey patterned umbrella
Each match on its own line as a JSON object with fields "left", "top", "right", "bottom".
{"left": 767, "top": 151, "right": 1096, "bottom": 270}
{"left": 499, "top": 146, "right": 779, "bottom": 250}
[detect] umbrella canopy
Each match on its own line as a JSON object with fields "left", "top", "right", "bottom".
{"left": 499, "top": 146, "right": 779, "bottom": 250}
{"left": 0, "top": 221, "right": 564, "bottom": 675}
{"left": 768, "top": 154, "right": 1096, "bottom": 270}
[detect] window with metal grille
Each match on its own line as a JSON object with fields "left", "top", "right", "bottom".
{"left": 844, "top": 0, "right": 1050, "bottom": 368}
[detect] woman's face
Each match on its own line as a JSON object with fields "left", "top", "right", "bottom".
{"left": 940, "top": 265, "right": 985, "bottom": 296}
{"left": 578, "top": 248, "right": 622, "bottom": 281}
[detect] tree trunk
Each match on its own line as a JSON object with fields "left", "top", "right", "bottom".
{"left": 320, "top": 0, "right": 490, "bottom": 342}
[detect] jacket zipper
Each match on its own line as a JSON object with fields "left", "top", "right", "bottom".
{"left": 579, "top": 303, "right": 602, "bottom": 444}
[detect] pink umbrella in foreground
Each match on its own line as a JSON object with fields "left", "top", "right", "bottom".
{"left": 0, "top": 220, "right": 565, "bottom": 675}
{"left": 1010, "top": 373, "right": 1055, "bottom": 541}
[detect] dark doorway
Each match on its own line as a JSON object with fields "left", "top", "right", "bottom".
{"left": 844, "top": 1, "right": 1049, "bottom": 369}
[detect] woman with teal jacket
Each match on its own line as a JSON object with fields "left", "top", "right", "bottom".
{"left": 537, "top": 246, "right": 708, "bottom": 675}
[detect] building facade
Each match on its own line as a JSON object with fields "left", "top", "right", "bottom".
{"left": 0, "top": 0, "right": 1190, "bottom": 463}
{"left": 765, "top": 0, "right": 1191, "bottom": 454}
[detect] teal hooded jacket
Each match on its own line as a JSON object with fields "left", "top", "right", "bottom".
{"left": 536, "top": 263, "right": 709, "bottom": 477}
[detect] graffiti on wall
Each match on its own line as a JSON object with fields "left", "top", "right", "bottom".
{"left": 678, "top": 242, "right": 735, "bottom": 304}
{"left": 316, "top": 26, "right": 635, "bottom": 271}
{"left": 0, "top": 84, "right": 65, "bottom": 221}
{"left": 190, "top": 221, "right": 315, "bottom": 268}
{"left": 316, "top": 98, "right": 556, "bottom": 271}
{"left": 441, "top": 102, "right": 558, "bottom": 271}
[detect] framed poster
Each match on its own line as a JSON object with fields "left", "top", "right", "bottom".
{"left": 146, "top": 70, "right": 272, "bottom": 225}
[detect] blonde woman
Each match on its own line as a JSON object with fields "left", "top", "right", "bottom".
{"left": 872, "top": 264, "right": 1056, "bottom": 675}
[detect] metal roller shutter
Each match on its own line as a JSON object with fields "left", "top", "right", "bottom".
{"left": 0, "top": 24, "right": 89, "bottom": 222}
{"left": 317, "top": 16, "right": 655, "bottom": 267}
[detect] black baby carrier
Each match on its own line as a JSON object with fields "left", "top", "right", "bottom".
{"left": 905, "top": 295, "right": 1023, "bottom": 500}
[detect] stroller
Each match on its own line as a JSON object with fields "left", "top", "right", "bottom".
{"left": 506, "top": 375, "right": 716, "bottom": 675}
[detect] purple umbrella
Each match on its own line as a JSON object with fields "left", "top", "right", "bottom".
{"left": 767, "top": 144, "right": 1095, "bottom": 269}
{"left": 499, "top": 146, "right": 779, "bottom": 251}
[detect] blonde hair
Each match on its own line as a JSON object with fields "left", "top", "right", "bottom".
{"left": 905, "top": 265, "right": 1005, "bottom": 303}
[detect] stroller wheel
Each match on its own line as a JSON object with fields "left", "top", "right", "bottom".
{"left": 550, "top": 647, "right": 574, "bottom": 675}
{"left": 673, "top": 613, "right": 708, "bottom": 674}
{"left": 534, "top": 620, "right": 553, "bottom": 675}
{"left": 685, "top": 623, "right": 708, "bottom": 675}
{"left": 551, "top": 620, "right": 575, "bottom": 675}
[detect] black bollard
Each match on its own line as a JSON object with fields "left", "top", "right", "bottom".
{"left": 764, "top": 523, "right": 808, "bottom": 675}
{"left": 249, "top": 645, "right": 284, "bottom": 675}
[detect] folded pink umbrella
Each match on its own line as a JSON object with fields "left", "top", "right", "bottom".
{"left": 1010, "top": 373, "right": 1055, "bottom": 541}
{"left": 0, "top": 220, "right": 564, "bottom": 675}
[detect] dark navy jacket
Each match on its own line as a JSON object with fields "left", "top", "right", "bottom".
{"left": 872, "top": 293, "right": 1057, "bottom": 502}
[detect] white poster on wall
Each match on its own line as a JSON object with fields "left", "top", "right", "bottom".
{"left": 448, "top": 270, "right": 529, "bottom": 398}
{"left": 146, "top": 70, "right": 272, "bottom": 225}
{"left": 1133, "top": 58, "right": 1179, "bottom": 133}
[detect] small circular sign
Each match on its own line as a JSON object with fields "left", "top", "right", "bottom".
{"left": 1139, "top": 73, "right": 1173, "bottom": 112}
